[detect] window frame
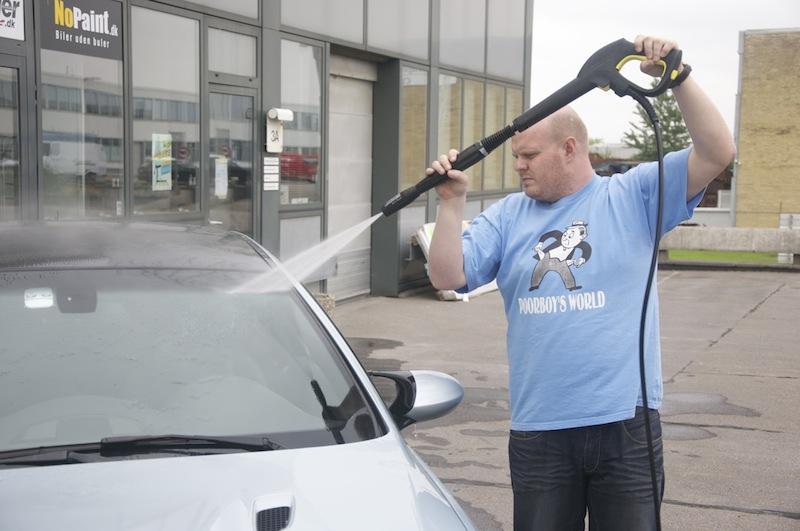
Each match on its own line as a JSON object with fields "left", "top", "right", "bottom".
{"left": 206, "top": 19, "right": 260, "bottom": 89}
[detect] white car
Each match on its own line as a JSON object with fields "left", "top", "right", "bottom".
{"left": 0, "top": 222, "right": 474, "bottom": 531}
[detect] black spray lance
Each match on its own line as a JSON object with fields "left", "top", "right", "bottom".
{"left": 380, "top": 38, "right": 682, "bottom": 217}
{"left": 380, "top": 38, "right": 683, "bottom": 531}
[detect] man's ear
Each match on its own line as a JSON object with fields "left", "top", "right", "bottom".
{"left": 563, "top": 137, "right": 577, "bottom": 159}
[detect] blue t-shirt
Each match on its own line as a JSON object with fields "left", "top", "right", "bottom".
{"left": 460, "top": 148, "right": 702, "bottom": 430}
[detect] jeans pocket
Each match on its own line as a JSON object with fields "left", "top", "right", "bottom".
{"left": 508, "top": 430, "right": 549, "bottom": 493}
{"left": 621, "top": 407, "right": 662, "bottom": 446}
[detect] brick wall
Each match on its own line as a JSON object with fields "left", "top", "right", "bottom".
{"left": 736, "top": 29, "right": 800, "bottom": 228}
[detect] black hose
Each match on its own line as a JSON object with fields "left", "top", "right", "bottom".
{"left": 627, "top": 89, "right": 664, "bottom": 531}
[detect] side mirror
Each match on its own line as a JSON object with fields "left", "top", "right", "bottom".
{"left": 370, "top": 370, "right": 463, "bottom": 429}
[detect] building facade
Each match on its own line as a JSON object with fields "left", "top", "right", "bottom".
{"left": 0, "top": 0, "right": 532, "bottom": 299}
{"left": 734, "top": 28, "right": 800, "bottom": 228}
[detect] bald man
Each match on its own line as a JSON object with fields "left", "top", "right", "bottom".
{"left": 426, "top": 36, "right": 735, "bottom": 530}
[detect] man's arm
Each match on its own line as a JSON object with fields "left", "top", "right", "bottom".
{"left": 673, "top": 76, "right": 737, "bottom": 200}
{"left": 427, "top": 150, "right": 468, "bottom": 290}
{"left": 635, "top": 36, "right": 737, "bottom": 201}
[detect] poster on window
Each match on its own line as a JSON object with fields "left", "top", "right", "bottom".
{"left": 0, "top": 0, "right": 25, "bottom": 41}
{"left": 41, "top": 0, "right": 122, "bottom": 60}
{"left": 214, "top": 157, "right": 228, "bottom": 199}
{"left": 151, "top": 133, "right": 172, "bottom": 192}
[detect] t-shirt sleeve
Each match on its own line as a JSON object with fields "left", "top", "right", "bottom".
{"left": 623, "top": 147, "right": 704, "bottom": 238}
{"left": 459, "top": 202, "right": 505, "bottom": 293}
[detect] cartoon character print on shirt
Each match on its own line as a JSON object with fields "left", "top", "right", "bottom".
{"left": 529, "top": 220, "right": 592, "bottom": 292}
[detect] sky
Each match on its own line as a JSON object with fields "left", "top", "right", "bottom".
{"left": 529, "top": 0, "right": 800, "bottom": 144}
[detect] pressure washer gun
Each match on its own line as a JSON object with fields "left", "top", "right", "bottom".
{"left": 380, "top": 38, "right": 683, "bottom": 217}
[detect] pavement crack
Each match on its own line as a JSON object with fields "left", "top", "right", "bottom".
{"left": 744, "top": 282, "right": 785, "bottom": 318}
{"left": 708, "top": 283, "right": 785, "bottom": 348}
{"left": 443, "top": 477, "right": 511, "bottom": 490}
{"left": 662, "top": 420, "right": 783, "bottom": 434}
{"left": 664, "top": 360, "right": 694, "bottom": 384}
{"left": 707, "top": 327, "right": 733, "bottom": 348}
{"left": 689, "top": 370, "right": 798, "bottom": 380}
{"left": 663, "top": 498, "right": 800, "bottom": 521}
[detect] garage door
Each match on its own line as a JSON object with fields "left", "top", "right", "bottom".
{"left": 326, "top": 55, "right": 375, "bottom": 300}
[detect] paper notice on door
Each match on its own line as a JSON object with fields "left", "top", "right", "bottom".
{"left": 215, "top": 157, "right": 228, "bottom": 199}
{"left": 151, "top": 133, "right": 172, "bottom": 191}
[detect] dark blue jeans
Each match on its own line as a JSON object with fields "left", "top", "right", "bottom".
{"left": 509, "top": 407, "right": 664, "bottom": 531}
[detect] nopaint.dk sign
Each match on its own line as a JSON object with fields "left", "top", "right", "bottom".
{"left": 0, "top": 0, "right": 24, "bottom": 41}
{"left": 42, "top": 0, "right": 122, "bottom": 60}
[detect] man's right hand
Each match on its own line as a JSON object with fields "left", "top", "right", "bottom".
{"left": 426, "top": 149, "right": 469, "bottom": 201}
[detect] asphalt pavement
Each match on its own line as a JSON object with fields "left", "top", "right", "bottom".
{"left": 330, "top": 269, "right": 800, "bottom": 531}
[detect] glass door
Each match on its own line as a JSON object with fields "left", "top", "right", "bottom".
{"left": 0, "top": 55, "right": 25, "bottom": 221}
{"left": 208, "top": 87, "right": 256, "bottom": 235}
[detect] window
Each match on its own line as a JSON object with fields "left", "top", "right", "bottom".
{"left": 399, "top": 66, "right": 428, "bottom": 190}
{"left": 439, "top": 0, "right": 485, "bottom": 73}
{"left": 280, "top": 40, "right": 322, "bottom": 206}
{"left": 281, "top": 0, "right": 363, "bottom": 44}
{"left": 0, "top": 268, "right": 381, "bottom": 452}
{"left": 487, "top": 0, "right": 525, "bottom": 81}
{"left": 504, "top": 87, "right": 523, "bottom": 189}
{"left": 463, "top": 79, "right": 484, "bottom": 191}
{"left": 41, "top": 50, "right": 124, "bottom": 220}
{"left": 484, "top": 83, "right": 505, "bottom": 190}
{"left": 437, "top": 75, "right": 462, "bottom": 157}
{"left": 208, "top": 28, "right": 256, "bottom": 78}
{"left": 209, "top": 93, "right": 255, "bottom": 235}
{"left": 131, "top": 7, "right": 200, "bottom": 215}
{"left": 0, "top": 67, "right": 19, "bottom": 221}
{"left": 0, "top": 76, "right": 17, "bottom": 108}
{"left": 187, "top": 0, "right": 258, "bottom": 18}
{"left": 438, "top": 76, "right": 524, "bottom": 193}
{"left": 367, "top": 0, "right": 429, "bottom": 60}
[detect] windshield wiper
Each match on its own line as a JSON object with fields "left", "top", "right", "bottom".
{"left": 0, "top": 435, "right": 282, "bottom": 467}
{"left": 0, "top": 447, "right": 106, "bottom": 466}
{"left": 100, "top": 434, "right": 283, "bottom": 452}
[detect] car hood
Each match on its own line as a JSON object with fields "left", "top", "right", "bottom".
{"left": 0, "top": 435, "right": 470, "bottom": 531}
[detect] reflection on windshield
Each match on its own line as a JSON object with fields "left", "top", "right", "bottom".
{"left": 0, "top": 269, "right": 382, "bottom": 454}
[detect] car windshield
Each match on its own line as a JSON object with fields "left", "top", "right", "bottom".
{"left": 0, "top": 267, "right": 383, "bottom": 455}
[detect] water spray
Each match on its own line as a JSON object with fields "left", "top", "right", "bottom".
{"left": 379, "top": 38, "right": 683, "bottom": 530}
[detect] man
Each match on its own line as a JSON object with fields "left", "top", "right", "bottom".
{"left": 426, "top": 36, "right": 736, "bottom": 530}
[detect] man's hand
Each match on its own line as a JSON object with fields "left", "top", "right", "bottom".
{"left": 426, "top": 149, "right": 469, "bottom": 201}
{"left": 634, "top": 35, "right": 683, "bottom": 78}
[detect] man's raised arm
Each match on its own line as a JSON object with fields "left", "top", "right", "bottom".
{"left": 634, "top": 35, "right": 737, "bottom": 200}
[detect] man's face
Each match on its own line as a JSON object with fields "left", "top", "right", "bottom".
{"left": 510, "top": 124, "right": 568, "bottom": 202}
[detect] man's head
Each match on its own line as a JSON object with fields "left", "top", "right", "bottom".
{"left": 510, "top": 106, "right": 593, "bottom": 202}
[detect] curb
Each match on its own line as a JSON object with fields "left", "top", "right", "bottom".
{"left": 659, "top": 260, "right": 800, "bottom": 273}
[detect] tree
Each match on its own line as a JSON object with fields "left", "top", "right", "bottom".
{"left": 622, "top": 82, "right": 690, "bottom": 160}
